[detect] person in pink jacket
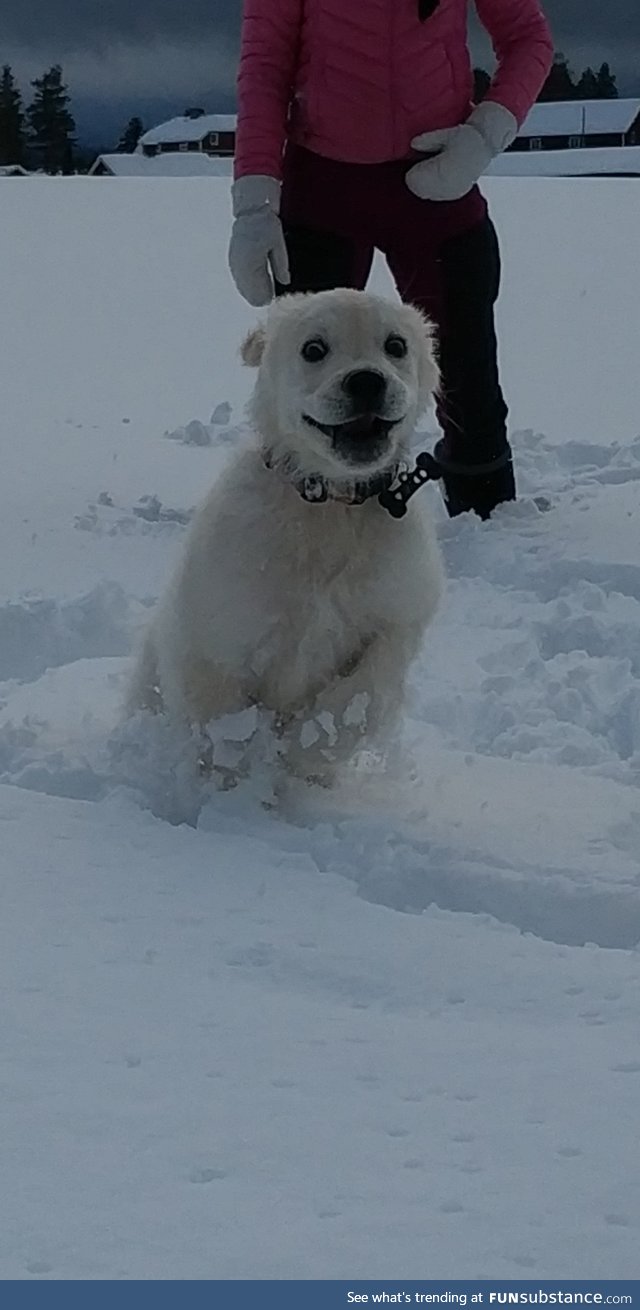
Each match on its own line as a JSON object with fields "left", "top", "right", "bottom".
{"left": 229, "top": 0, "right": 553, "bottom": 519}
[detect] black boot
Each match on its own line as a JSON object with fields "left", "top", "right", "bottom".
{"left": 433, "top": 439, "right": 516, "bottom": 521}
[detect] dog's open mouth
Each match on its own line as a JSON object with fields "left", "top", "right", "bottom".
{"left": 302, "top": 411, "right": 406, "bottom": 468}
{"left": 303, "top": 414, "right": 400, "bottom": 441}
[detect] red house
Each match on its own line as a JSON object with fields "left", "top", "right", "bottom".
{"left": 139, "top": 110, "right": 237, "bottom": 160}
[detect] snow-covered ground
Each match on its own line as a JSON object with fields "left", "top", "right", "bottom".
{"left": 1, "top": 177, "right": 640, "bottom": 1281}
{"left": 488, "top": 145, "right": 640, "bottom": 176}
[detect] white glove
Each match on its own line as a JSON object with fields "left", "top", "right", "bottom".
{"left": 406, "top": 101, "right": 517, "bottom": 202}
{"left": 228, "top": 174, "right": 291, "bottom": 307}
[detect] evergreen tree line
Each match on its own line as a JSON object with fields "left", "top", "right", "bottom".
{"left": 474, "top": 53, "right": 619, "bottom": 105}
{"left": 0, "top": 64, "right": 146, "bottom": 172}
{"left": 539, "top": 53, "right": 618, "bottom": 102}
{"left": 0, "top": 65, "right": 76, "bottom": 171}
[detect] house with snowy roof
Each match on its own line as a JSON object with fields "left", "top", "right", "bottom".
{"left": 89, "top": 153, "right": 232, "bottom": 177}
{"left": 510, "top": 98, "right": 640, "bottom": 152}
{"left": 138, "top": 109, "right": 236, "bottom": 159}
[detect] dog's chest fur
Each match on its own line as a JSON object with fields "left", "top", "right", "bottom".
{"left": 169, "top": 451, "right": 435, "bottom": 711}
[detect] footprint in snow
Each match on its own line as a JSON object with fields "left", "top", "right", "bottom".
{"left": 512, "top": 1254, "right": 537, "bottom": 1270}
{"left": 190, "top": 1167, "right": 227, "bottom": 1184}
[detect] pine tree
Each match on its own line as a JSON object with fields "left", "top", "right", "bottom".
{"left": 538, "top": 53, "right": 575, "bottom": 102}
{"left": 27, "top": 65, "right": 76, "bottom": 173}
{"left": 0, "top": 64, "right": 27, "bottom": 166}
{"left": 595, "top": 62, "right": 618, "bottom": 99}
{"left": 117, "top": 116, "right": 145, "bottom": 153}
{"left": 574, "top": 67, "right": 600, "bottom": 100}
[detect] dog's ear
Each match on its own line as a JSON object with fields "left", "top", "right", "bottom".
{"left": 240, "top": 325, "right": 267, "bottom": 368}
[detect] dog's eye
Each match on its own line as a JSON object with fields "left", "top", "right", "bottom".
{"left": 385, "top": 335, "right": 408, "bottom": 360}
{"left": 301, "top": 338, "right": 329, "bottom": 363}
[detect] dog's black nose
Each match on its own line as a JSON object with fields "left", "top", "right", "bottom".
{"left": 341, "top": 369, "right": 386, "bottom": 407}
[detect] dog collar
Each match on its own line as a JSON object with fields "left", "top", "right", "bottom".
{"left": 263, "top": 449, "right": 441, "bottom": 519}
{"left": 263, "top": 449, "right": 397, "bottom": 506}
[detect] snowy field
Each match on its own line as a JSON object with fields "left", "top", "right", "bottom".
{"left": 488, "top": 145, "right": 640, "bottom": 176}
{"left": 1, "top": 176, "right": 640, "bottom": 1281}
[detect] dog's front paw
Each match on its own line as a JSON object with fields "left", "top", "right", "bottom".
{"left": 277, "top": 712, "right": 342, "bottom": 788}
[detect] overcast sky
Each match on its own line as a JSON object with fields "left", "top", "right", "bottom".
{"left": 1, "top": 0, "right": 638, "bottom": 145}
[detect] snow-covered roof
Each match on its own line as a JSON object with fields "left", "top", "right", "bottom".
{"left": 89, "top": 153, "right": 233, "bottom": 178}
{"left": 520, "top": 98, "right": 640, "bottom": 138}
{"left": 140, "top": 114, "right": 237, "bottom": 147}
{"left": 0, "top": 164, "right": 30, "bottom": 176}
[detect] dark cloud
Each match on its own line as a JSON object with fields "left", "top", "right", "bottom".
{"left": 472, "top": 0, "right": 640, "bottom": 93}
{"left": 0, "top": 0, "right": 238, "bottom": 48}
{"left": 546, "top": 0, "right": 639, "bottom": 43}
{"left": 1, "top": 0, "right": 637, "bottom": 56}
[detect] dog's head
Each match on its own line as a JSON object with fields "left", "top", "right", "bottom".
{"left": 241, "top": 289, "right": 439, "bottom": 482}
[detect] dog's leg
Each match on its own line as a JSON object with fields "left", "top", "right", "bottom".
{"left": 126, "top": 631, "right": 247, "bottom": 724}
{"left": 281, "top": 630, "right": 420, "bottom": 785}
{"left": 168, "top": 654, "right": 250, "bottom": 726}
{"left": 158, "top": 652, "right": 270, "bottom": 789}
{"left": 125, "top": 629, "right": 163, "bottom": 715}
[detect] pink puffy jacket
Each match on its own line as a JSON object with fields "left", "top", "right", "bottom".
{"left": 235, "top": 0, "right": 553, "bottom": 180}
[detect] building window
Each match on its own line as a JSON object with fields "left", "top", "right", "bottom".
{"left": 179, "top": 142, "right": 188, "bottom": 152}
{"left": 529, "top": 137, "right": 543, "bottom": 151}
{"left": 568, "top": 135, "right": 583, "bottom": 149}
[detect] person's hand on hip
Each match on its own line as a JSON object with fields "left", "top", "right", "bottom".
{"left": 229, "top": 175, "right": 291, "bottom": 306}
{"left": 406, "top": 101, "right": 517, "bottom": 202}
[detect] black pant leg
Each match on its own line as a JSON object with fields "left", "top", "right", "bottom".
{"left": 434, "top": 217, "right": 515, "bottom": 518}
{"left": 275, "top": 225, "right": 373, "bottom": 296}
{"left": 436, "top": 216, "right": 509, "bottom": 465}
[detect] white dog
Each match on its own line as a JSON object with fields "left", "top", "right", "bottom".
{"left": 127, "top": 289, "right": 443, "bottom": 786}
